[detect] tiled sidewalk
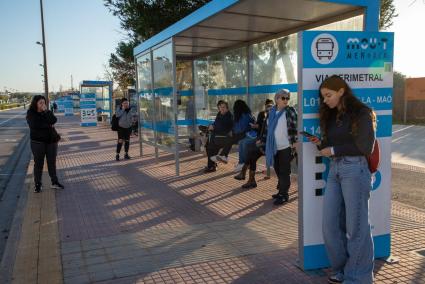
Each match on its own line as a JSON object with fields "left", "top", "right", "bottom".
{"left": 11, "top": 115, "right": 425, "bottom": 283}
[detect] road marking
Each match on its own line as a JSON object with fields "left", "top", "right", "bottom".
{"left": 0, "top": 111, "right": 25, "bottom": 127}
{"left": 392, "top": 133, "right": 410, "bottom": 143}
{"left": 393, "top": 125, "right": 414, "bottom": 134}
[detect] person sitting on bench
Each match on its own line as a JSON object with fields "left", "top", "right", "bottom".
{"left": 210, "top": 99, "right": 253, "bottom": 164}
{"left": 204, "top": 100, "right": 233, "bottom": 173}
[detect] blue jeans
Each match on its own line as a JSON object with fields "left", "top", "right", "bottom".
{"left": 323, "top": 156, "right": 374, "bottom": 284}
{"left": 238, "top": 136, "right": 256, "bottom": 164}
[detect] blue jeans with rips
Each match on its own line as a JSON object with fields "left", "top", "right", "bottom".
{"left": 323, "top": 156, "right": 374, "bottom": 284}
{"left": 238, "top": 136, "right": 256, "bottom": 164}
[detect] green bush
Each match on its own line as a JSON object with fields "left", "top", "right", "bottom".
{"left": 0, "top": 103, "right": 20, "bottom": 110}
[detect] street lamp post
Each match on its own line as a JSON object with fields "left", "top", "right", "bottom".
{"left": 37, "top": 0, "right": 49, "bottom": 106}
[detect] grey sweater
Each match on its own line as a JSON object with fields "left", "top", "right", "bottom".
{"left": 116, "top": 108, "right": 135, "bottom": 129}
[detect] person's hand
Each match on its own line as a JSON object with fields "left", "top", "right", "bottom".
{"left": 320, "top": 147, "right": 333, "bottom": 157}
{"left": 307, "top": 136, "right": 321, "bottom": 146}
{"left": 250, "top": 123, "right": 259, "bottom": 129}
{"left": 256, "top": 140, "right": 262, "bottom": 145}
{"left": 208, "top": 125, "right": 214, "bottom": 131}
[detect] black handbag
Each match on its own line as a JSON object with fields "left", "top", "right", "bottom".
{"left": 111, "top": 114, "right": 119, "bottom": 131}
{"left": 51, "top": 126, "right": 61, "bottom": 143}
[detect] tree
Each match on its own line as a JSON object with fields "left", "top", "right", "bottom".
{"left": 108, "top": 40, "right": 137, "bottom": 91}
{"left": 104, "top": 0, "right": 209, "bottom": 40}
{"left": 104, "top": 0, "right": 210, "bottom": 91}
{"left": 380, "top": 0, "right": 398, "bottom": 30}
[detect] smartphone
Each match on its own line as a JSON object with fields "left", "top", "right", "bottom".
{"left": 299, "top": 131, "right": 320, "bottom": 140}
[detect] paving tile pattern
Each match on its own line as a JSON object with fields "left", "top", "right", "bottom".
{"left": 46, "top": 116, "right": 425, "bottom": 283}
{"left": 12, "top": 165, "right": 62, "bottom": 284}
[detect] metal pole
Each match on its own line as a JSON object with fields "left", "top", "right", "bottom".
{"left": 39, "top": 0, "right": 49, "bottom": 106}
{"left": 172, "top": 38, "right": 180, "bottom": 176}
{"left": 150, "top": 50, "right": 159, "bottom": 159}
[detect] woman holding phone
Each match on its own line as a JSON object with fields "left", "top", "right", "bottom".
{"left": 309, "top": 75, "right": 376, "bottom": 284}
{"left": 27, "top": 95, "right": 64, "bottom": 193}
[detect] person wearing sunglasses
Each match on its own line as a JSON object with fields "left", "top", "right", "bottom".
{"left": 265, "top": 89, "right": 298, "bottom": 205}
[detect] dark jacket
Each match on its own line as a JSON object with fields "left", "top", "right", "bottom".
{"left": 320, "top": 108, "right": 375, "bottom": 156}
{"left": 233, "top": 113, "right": 254, "bottom": 134}
{"left": 26, "top": 109, "right": 58, "bottom": 143}
{"left": 213, "top": 111, "right": 233, "bottom": 137}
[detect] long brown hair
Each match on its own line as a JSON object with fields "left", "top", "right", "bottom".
{"left": 29, "top": 95, "right": 46, "bottom": 112}
{"left": 318, "top": 75, "right": 376, "bottom": 138}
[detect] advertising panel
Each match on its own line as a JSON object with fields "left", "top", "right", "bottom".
{"left": 64, "top": 96, "right": 74, "bottom": 116}
{"left": 80, "top": 93, "right": 97, "bottom": 127}
{"left": 298, "top": 31, "right": 394, "bottom": 269}
{"left": 57, "top": 98, "right": 65, "bottom": 113}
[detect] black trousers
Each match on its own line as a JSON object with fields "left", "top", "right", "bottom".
{"left": 246, "top": 145, "right": 264, "bottom": 171}
{"left": 31, "top": 141, "right": 58, "bottom": 185}
{"left": 117, "top": 127, "right": 131, "bottom": 153}
{"left": 220, "top": 132, "right": 245, "bottom": 157}
{"left": 206, "top": 136, "right": 227, "bottom": 168}
{"left": 274, "top": 147, "right": 292, "bottom": 198}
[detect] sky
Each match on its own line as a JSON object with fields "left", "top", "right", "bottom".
{"left": 0, "top": 0, "right": 125, "bottom": 93}
{"left": 0, "top": 0, "right": 424, "bottom": 93}
{"left": 389, "top": 0, "right": 425, "bottom": 78}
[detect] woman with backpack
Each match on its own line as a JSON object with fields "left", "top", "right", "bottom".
{"left": 115, "top": 98, "right": 135, "bottom": 161}
{"left": 307, "top": 75, "right": 376, "bottom": 284}
{"left": 26, "top": 95, "right": 64, "bottom": 192}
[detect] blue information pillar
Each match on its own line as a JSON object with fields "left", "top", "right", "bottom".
{"left": 298, "top": 31, "right": 394, "bottom": 270}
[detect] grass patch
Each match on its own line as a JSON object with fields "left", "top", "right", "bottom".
{"left": 0, "top": 103, "right": 22, "bottom": 110}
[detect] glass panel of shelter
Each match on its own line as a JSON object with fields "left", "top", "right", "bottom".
{"left": 152, "top": 42, "right": 175, "bottom": 150}
{"left": 137, "top": 52, "right": 155, "bottom": 145}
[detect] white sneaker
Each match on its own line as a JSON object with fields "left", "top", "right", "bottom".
{"left": 210, "top": 155, "right": 218, "bottom": 162}
{"left": 217, "top": 155, "right": 228, "bottom": 164}
{"left": 234, "top": 163, "right": 245, "bottom": 172}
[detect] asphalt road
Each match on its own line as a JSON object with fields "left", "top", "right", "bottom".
{"left": 0, "top": 107, "right": 31, "bottom": 260}
{"left": 391, "top": 124, "right": 425, "bottom": 209}
{"left": 0, "top": 107, "right": 28, "bottom": 178}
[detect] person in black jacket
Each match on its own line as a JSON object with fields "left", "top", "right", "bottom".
{"left": 204, "top": 100, "right": 233, "bottom": 173}
{"left": 26, "top": 95, "right": 64, "bottom": 193}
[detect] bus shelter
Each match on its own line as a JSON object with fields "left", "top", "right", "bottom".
{"left": 134, "top": 0, "right": 379, "bottom": 176}
{"left": 134, "top": 0, "right": 388, "bottom": 271}
{"left": 80, "top": 80, "right": 113, "bottom": 122}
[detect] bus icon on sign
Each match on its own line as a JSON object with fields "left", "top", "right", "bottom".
{"left": 311, "top": 33, "right": 338, "bottom": 64}
{"left": 316, "top": 38, "right": 334, "bottom": 60}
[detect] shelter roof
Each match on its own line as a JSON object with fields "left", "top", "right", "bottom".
{"left": 134, "top": 0, "right": 376, "bottom": 59}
